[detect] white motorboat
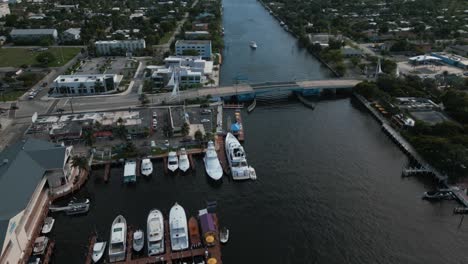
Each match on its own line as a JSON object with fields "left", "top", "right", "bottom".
{"left": 109, "top": 215, "right": 127, "bottom": 262}
{"left": 92, "top": 241, "right": 107, "bottom": 263}
{"left": 33, "top": 236, "right": 49, "bottom": 255}
{"left": 167, "top": 151, "right": 179, "bottom": 172}
{"left": 41, "top": 217, "right": 55, "bottom": 234}
{"left": 225, "top": 133, "right": 256, "bottom": 180}
{"left": 133, "top": 229, "right": 144, "bottom": 253}
{"left": 169, "top": 202, "right": 189, "bottom": 251}
{"left": 124, "top": 160, "right": 137, "bottom": 183}
{"left": 147, "top": 209, "right": 165, "bottom": 256}
{"left": 141, "top": 158, "right": 153, "bottom": 176}
{"left": 204, "top": 141, "right": 223, "bottom": 180}
{"left": 220, "top": 227, "right": 229, "bottom": 244}
{"left": 249, "top": 41, "right": 257, "bottom": 49}
{"left": 178, "top": 148, "right": 190, "bottom": 172}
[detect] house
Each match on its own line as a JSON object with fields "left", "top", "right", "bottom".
{"left": 342, "top": 46, "right": 362, "bottom": 57}
{"left": 28, "top": 13, "right": 46, "bottom": 20}
{"left": 164, "top": 56, "right": 213, "bottom": 75}
{"left": 0, "top": 139, "right": 74, "bottom": 264}
{"left": 10, "top": 28, "right": 58, "bottom": 43}
{"left": 195, "top": 12, "right": 215, "bottom": 20}
{"left": 62, "top": 28, "right": 81, "bottom": 42}
{"left": 175, "top": 40, "right": 212, "bottom": 60}
{"left": 51, "top": 74, "right": 122, "bottom": 95}
{"left": 192, "top": 23, "right": 209, "bottom": 31}
{"left": 95, "top": 39, "right": 146, "bottom": 56}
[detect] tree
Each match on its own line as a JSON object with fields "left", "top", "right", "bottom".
{"left": 82, "top": 129, "right": 96, "bottom": 146}
{"left": 71, "top": 155, "right": 88, "bottom": 172}
{"left": 36, "top": 52, "right": 56, "bottom": 66}
{"left": 181, "top": 122, "right": 190, "bottom": 137}
{"left": 194, "top": 130, "right": 203, "bottom": 141}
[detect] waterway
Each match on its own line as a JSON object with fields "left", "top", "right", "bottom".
{"left": 51, "top": 0, "right": 468, "bottom": 263}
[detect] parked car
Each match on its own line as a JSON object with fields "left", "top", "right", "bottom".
{"left": 201, "top": 119, "right": 210, "bottom": 123}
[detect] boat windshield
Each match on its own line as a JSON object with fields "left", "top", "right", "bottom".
{"left": 169, "top": 161, "right": 177, "bottom": 165}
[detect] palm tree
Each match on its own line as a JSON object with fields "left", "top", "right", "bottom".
{"left": 71, "top": 155, "right": 88, "bottom": 173}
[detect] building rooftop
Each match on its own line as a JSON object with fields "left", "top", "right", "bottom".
{"left": 10, "top": 28, "right": 57, "bottom": 35}
{"left": 54, "top": 74, "right": 117, "bottom": 84}
{"left": 95, "top": 39, "right": 144, "bottom": 44}
{"left": 176, "top": 40, "right": 211, "bottom": 45}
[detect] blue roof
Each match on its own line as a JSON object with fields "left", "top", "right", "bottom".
{"left": 230, "top": 123, "right": 241, "bottom": 132}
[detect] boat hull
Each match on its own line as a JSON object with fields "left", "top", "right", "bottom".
{"left": 109, "top": 215, "right": 127, "bottom": 262}
{"left": 169, "top": 203, "right": 189, "bottom": 251}
{"left": 147, "top": 209, "right": 165, "bottom": 256}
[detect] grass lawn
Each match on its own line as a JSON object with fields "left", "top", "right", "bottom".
{"left": 0, "top": 47, "right": 81, "bottom": 67}
{"left": 1, "top": 90, "right": 25, "bottom": 101}
{"left": 159, "top": 31, "right": 174, "bottom": 44}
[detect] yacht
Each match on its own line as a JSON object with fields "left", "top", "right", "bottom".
{"left": 147, "top": 209, "right": 165, "bottom": 256}
{"left": 204, "top": 141, "right": 223, "bottom": 180}
{"left": 167, "top": 151, "right": 179, "bottom": 172}
{"left": 249, "top": 41, "right": 257, "bottom": 49}
{"left": 169, "top": 202, "right": 189, "bottom": 251}
{"left": 92, "top": 241, "right": 106, "bottom": 263}
{"left": 133, "top": 229, "right": 144, "bottom": 253}
{"left": 32, "top": 236, "right": 48, "bottom": 255}
{"left": 225, "top": 133, "right": 256, "bottom": 180}
{"left": 178, "top": 148, "right": 190, "bottom": 172}
{"left": 109, "top": 215, "right": 127, "bottom": 262}
{"left": 141, "top": 159, "right": 153, "bottom": 176}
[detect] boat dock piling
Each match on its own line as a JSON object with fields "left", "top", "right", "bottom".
{"left": 104, "top": 163, "right": 111, "bottom": 182}
{"left": 105, "top": 214, "right": 223, "bottom": 264}
{"left": 85, "top": 235, "right": 97, "bottom": 264}
{"left": 136, "top": 159, "right": 141, "bottom": 177}
{"left": 162, "top": 156, "right": 168, "bottom": 174}
{"left": 188, "top": 153, "right": 196, "bottom": 170}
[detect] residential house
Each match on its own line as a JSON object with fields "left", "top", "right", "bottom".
{"left": 62, "top": 28, "right": 81, "bottom": 42}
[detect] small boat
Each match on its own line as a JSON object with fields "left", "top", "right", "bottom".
{"left": 41, "top": 217, "right": 55, "bottom": 234}
{"left": 189, "top": 217, "right": 202, "bottom": 248}
{"left": 178, "top": 148, "right": 190, "bottom": 172}
{"left": 422, "top": 190, "right": 454, "bottom": 200}
{"left": 141, "top": 159, "right": 153, "bottom": 176}
{"left": 33, "top": 236, "right": 49, "bottom": 255}
{"left": 66, "top": 201, "right": 90, "bottom": 215}
{"left": 249, "top": 41, "right": 257, "bottom": 49}
{"left": 109, "top": 215, "right": 127, "bottom": 262}
{"left": 147, "top": 209, "right": 164, "bottom": 256}
{"left": 220, "top": 227, "right": 229, "bottom": 244}
{"left": 167, "top": 151, "right": 179, "bottom": 172}
{"left": 92, "top": 241, "right": 107, "bottom": 263}
{"left": 133, "top": 229, "right": 144, "bottom": 253}
{"left": 204, "top": 141, "right": 223, "bottom": 180}
{"left": 124, "top": 160, "right": 137, "bottom": 183}
{"left": 49, "top": 198, "right": 90, "bottom": 213}
{"left": 169, "top": 202, "right": 189, "bottom": 251}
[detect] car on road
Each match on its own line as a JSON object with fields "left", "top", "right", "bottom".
{"left": 201, "top": 119, "right": 210, "bottom": 123}
{"left": 201, "top": 109, "right": 212, "bottom": 114}
{"left": 152, "top": 112, "right": 158, "bottom": 118}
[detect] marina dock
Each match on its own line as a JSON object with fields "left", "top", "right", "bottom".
{"left": 88, "top": 214, "right": 223, "bottom": 264}
{"left": 104, "top": 163, "right": 111, "bottom": 182}
{"left": 215, "top": 134, "right": 230, "bottom": 174}
{"left": 234, "top": 110, "right": 244, "bottom": 142}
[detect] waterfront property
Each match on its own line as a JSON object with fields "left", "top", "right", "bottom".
{"left": 175, "top": 40, "right": 212, "bottom": 60}
{"left": 0, "top": 139, "right": 75, "bottom": 263}
{"left": 51, "top": 74, "right": 122, "bottom": 95}
{"left": 95, "top": 39, "right": 146, "bottom": 56}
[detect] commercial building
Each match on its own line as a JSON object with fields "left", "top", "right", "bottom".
{"left": 62, "top": 28, "right": 81, "bottom": 42}
{"left": 431, "top": 52, "right": 468, "bottom": 70}
{"left": 10, "top": 28, "right": 58, "bottom": 42}
{"left": 95, "top": 39, "right": 146, "bottom": 55}
{"left": 0, "top": 139, "right": 74, "bottom": 264}
{"left": 164, "top": 56, "right": 213, "bottom": 75}
{"left": 448, "top": 45, "right": 468, "bottom": 57}
{"left": 150, "top": 67, "right": 203, "bottom": 89}
{"left": 51, "top": 74, "right": 121, "bottom": 95}
{"left": 175, "top": 40, "right": 212, "bottom": 60}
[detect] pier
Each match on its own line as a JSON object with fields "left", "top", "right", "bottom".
{"left": 215, "top": 134, "right": 230, "bottom": 175}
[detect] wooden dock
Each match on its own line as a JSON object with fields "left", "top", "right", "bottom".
{"left": 136, "top": 159, "right": 141, "bottom": 177}
{"left": 188, "top": 153, "right": 196, "bottom": 170}
{"left": 110, "top": 214, "right": 223, "bottom": 264}
{"left": 84, "top": 235, "right": 97, "bottom": 264}
{"left": 215, "top": 134, "right": 230, "bottom": 175}
{"left": 104, "top": 163, "right": 111, "bottom": 182}
{"left": 43, "top": 239, "right": 55, "bottom": 264}
{"left": 234, "top": 110, "right": 245, "bottom": 142}
{"left": 162, "top": 156, "right": 168, "bottom": 174}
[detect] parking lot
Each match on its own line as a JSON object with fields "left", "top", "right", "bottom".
{"left": 75, "top": 57, "right": 138, "bottom": 76}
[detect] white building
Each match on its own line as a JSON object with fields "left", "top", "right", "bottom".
{"left": 149, "top": 66, "right": 203, "bottom": 89}
{"left": 95, "top": 39, "right": 146, "bottom": 55}
{"left": 175, "top": 40, "right": 212, "bottom": 60}
{"left": 164, "top": 56, "right": 213, "bottom": 75}
{"left": 51, "top": 74, "right": 121, "bottom": 95}
{"left": 62, "top": 28, "right": 81, "bottom": 42}
{"left": 0, "top": 3, "right": 10, "bottom": 18}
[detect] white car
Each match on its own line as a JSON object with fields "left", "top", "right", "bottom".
{"left": 201, "top": 119, "right": 210, "bottom": 123}
{"left": 152, "top": 112, "right": 158, "bottom": 118}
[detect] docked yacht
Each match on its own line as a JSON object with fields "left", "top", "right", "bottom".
{"left": 249, "top": 41, "right": 257, "bottom": 49}
{"left": 109, "top": 215, "right": 127, "bottom": 262}
{"left": 225, "top": 133, "right": 256, "bottom": 180}
{"left": 204, "top": 141, "right": 223, "bottom": 180}
{"left": 147, "top": 209, "right": 165, "bottom": 256}
{"left": 169, "top": 202, "right": 189, "bottom": 251}
{"left": 141, "top": 159, "right": 153, "bottom": 176}
{"left": 41, "top": 217, "right": 55, "bottom": 234}
{"left": 167, "top": 151, "right": 179, "bottom": 172}
{"left": 178, "top": 148, "right": 190, "bottom": 172}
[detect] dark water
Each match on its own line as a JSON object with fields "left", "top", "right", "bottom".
{"left": 219, "top": 0, "right": 332, "bottom": 85}
{"left": 52, "top": 0, "right": 468, "bottom": 263}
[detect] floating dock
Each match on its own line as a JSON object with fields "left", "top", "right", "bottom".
{"left": 215, "top": 134, "right": 230, "bottom": 175}
{"left": 104, "top": 163, "right": 111, "bottom": 182}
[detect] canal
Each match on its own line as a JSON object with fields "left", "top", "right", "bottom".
{"left": 51, "top": 0, "right": 468, "bottom": 263}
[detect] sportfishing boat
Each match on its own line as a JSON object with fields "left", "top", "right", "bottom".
{"left": 141, "top": 158, "right": 153, "bottom": 176}
{"left": 33, "top": 236, "right": 49, "bottom": 255}
{"left": 133, "top": 229, "right": 144, "bottom": 253}
{"left": 167, "top": 151, "right": 179, "bottom": 172}
{"left": 204, "top": 141, "right": 223, "bottom": 180}
{"left": 41, "top": 217, "right": 55, "bottom": 234}
{"left": 124, "top": 160, "right": 137, "bottom": 183}
{"left": 169, "top": 202, "right": 189, "bottom": 251}
{"left": 249, "top": 41, "right": 257, "bottom": 49}
{"left": 92, "top": 241, "right": 106, "bottom": 263}
{"left": 109, "top": 215, "right": 127, "bottom": 262}
{"left": 178, "top": 148, "right": 190, "bottom": 172}
{"left": 220, "top": 227, "right": 229, "bottom": 244}
{"left": 225, "top": 133, "right": 256, "bottom": 180}
{"left": 147, "top": 209, "right": 165, "bottom": 256}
